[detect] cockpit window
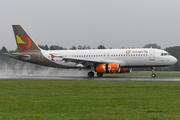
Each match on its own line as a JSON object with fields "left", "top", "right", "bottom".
{"left": 161, "top": 53, "right": 170, "bottom": 56}
{"left": 164, "top": 53, "right": 169, "bottom": 56}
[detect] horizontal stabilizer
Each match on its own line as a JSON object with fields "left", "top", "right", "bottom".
{"left": 4, "top": 53, "right": 30, "bottom": 60}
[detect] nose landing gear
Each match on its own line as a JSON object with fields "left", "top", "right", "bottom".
{"left": 151, "top": 67, "right": 156, "bottom": 78}
{"left": 152, "top": 73, "right": 156, "bottom": 78}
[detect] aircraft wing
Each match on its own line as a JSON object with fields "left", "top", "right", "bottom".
{"left": 62, "top": 57, "right": 127, "bottom": 67}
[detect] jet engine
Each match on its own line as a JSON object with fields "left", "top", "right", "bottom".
{"left": 95, "top": 63, "right": 121, "bottom": 73}
{"left": 120, "top": 68, "right": 131, "bottom": 73}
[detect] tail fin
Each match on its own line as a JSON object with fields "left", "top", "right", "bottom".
{"left": 12, "top": 25, "right": 40, "bottom": 52}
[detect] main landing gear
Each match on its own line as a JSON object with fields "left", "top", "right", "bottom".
{"left": 88, "top": 71, "right": 94, "bottom": 77}
{"left": 151, "top": 67, "right": 156, "bottom": 78}
{"left": 87, "top": 72, "right": 103, "bottom": 77}
{"left": 97, "top": 73, "right": 103, "bottom": 77}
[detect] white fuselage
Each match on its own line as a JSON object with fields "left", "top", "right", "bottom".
{"left": 41, "top": 48, "right": 177, "bottom": 68}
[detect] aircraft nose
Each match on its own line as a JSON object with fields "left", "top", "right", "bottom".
{"left": 171, "top": 56, "right": 177, "bottom": 64}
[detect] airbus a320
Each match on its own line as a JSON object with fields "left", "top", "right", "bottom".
{"left": 7, "top": 25, "right": 177, "bottom": 77}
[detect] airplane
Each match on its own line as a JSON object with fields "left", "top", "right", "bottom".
{"left": 7, "top": 25, "right": 177, "bottom": 78}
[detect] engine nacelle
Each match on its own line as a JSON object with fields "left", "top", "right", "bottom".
{"left": 120, "top": 68, "right": 131, "bottom": 73}
{"left": 95, "top": 63, "right": 121, "bottom": 73}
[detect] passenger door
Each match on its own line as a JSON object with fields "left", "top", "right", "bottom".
{"left": 149, "top": 50, "right": 155, "bottom": 60}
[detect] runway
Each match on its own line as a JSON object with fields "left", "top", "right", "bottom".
{"left": 0, "top": 75, "right": 180, "bottom": 81}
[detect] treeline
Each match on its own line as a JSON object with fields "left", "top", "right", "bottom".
{"left": 0, "top": 43, "right": 180, "bottom": 71}
{"left": 38, "top": 44, "right": 106, "bottom": 50}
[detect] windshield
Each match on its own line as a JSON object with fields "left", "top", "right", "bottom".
{"left": 161, "top": 53, "right": 170, "bottom": 56}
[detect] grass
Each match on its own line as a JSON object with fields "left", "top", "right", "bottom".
{"left": 0, "top": 80, "right": 180, "bottom": 119}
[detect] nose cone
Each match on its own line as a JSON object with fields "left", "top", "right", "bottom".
{"left": 171, "top": 56, "right": 177, "bottom": 65}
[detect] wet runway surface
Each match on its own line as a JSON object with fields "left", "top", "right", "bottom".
{"left": 0, "top": 75, "right": 180, "bottom": 81}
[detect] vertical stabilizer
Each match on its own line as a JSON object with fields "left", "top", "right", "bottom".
{"left": 12, "top": 25, "right": 40, "bottom": 52}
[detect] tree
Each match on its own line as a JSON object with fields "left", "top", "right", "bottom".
{"left": 85, "top": 45, "right": 91, "bottom": 49}
{"left": 77, "top": 45, "right": 91, "bottom": 50}
{"left": 9, "top": 48, "right": 18, "bottom": 54}
{"left": 77, "top": 45, "right": 83, "bottom": 50}
{"left": 0, "top": 46, "right": 9, "bottom": 63}
{"left": 1, "top": 46, "right": 8, "bottom": 53}
{"left": 38, "top": 45, "right": 49, "bottom": 50}
{"left": 50, "top": 45, "right": 66, "bottom": 50}
{"left": 70, "top": 46, "right": 77, "bottom": 50}
{"left": 44, "top": 45, "right": 49, "bottom": 50}
{"left": 143, "top": 43, "right": 161, "bottom": 49}
{"left": 97, "top": 45, "right": 106, "bottom": 49}
{"left": 38, "top": 44, "right": 46, "bottom": 50}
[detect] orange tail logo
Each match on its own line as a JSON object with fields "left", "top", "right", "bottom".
{"left": 16, "top": 35, "right": 31, "bottom": 50}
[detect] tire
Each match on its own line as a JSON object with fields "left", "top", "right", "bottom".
{"left": 152, "top": 73, "right": 156, "bottom": 78}
{"left": 97, "top": 73, "right": 103, "bottom": 77}
{"left": 88, "top": 71, "right": 94, "bottom": 77}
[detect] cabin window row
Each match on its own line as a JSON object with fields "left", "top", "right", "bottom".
{"left": 51, "top": 54, "right": 148, "bottom": 58}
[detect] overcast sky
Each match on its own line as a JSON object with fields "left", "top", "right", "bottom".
{"left": 1, "top": 0, "right": 180, "bottom": 50}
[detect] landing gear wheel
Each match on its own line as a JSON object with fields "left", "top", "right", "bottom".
{"left": 88, "top": 71, "right": 94, "bottom": 77}
{"left": 151, "top": 67, "right": 156, "bottom": 78}
{"left": 97, "top": 73, "right": 103, "bottom": 77}
{"left": 152, "top": 73, "right": 156, "bottom": 78}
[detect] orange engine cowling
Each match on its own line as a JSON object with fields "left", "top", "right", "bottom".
{"left": 95, "top": 63, "right": 121, "bottom": 73}
{"left": 120, "top": 68, "right": 131, "bottom": 73}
